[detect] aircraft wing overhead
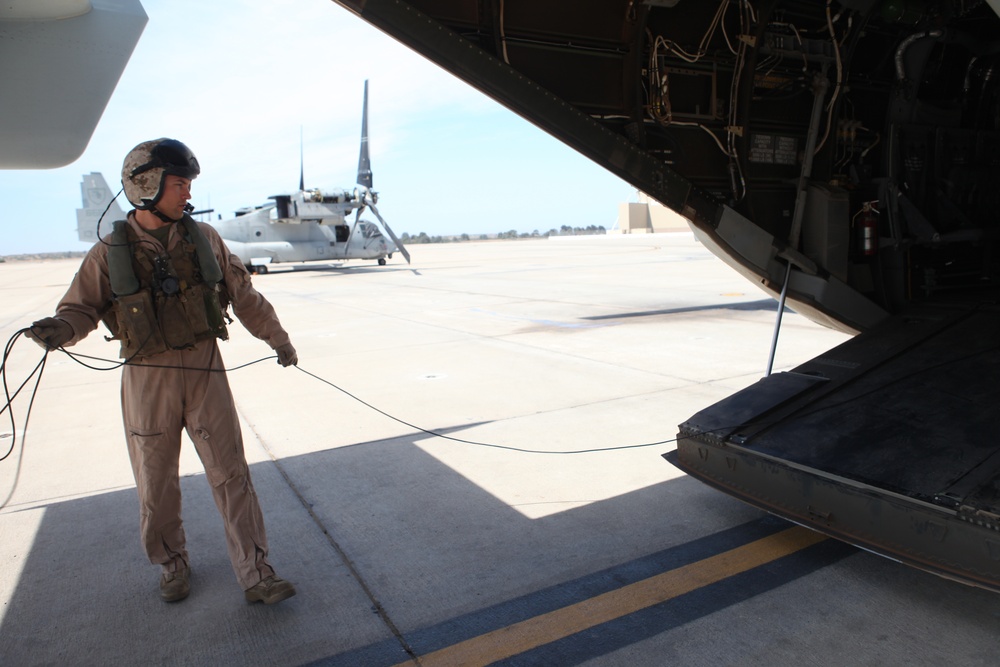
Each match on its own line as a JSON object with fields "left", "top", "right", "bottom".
{"left": 329, "top": 0, "right": 1000, "bottom": 591}
{"left": 0, "top": 0, "right": 148, "bottom": 169}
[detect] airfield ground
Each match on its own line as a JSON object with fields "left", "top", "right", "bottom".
{"left": 1, "top": 234, "right": 997, "bottom": 666}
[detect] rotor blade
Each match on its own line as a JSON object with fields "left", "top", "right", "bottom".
{"left": 349, "top": 205, "right": 361, "bottom": 242}
{"left": 356, "top": 80, "right": 373, "bottom": 189}
{"left": 368, "top": 200, "right": 410, "bottom": 264}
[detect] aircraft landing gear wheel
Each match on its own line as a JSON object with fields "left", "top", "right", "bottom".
{"left": 256, "top": 265, "right": 269, "bottom": 275}
{"left": 378, "top": 258, "right": 387, "bottom": 266}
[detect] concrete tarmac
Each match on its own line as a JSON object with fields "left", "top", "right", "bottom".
{"left": 1, "top": 234, "right": 997, "bottom": 666}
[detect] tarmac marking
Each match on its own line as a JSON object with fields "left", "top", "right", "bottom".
{"left": 400, "top": 526, "right": 826, "bottom": 667}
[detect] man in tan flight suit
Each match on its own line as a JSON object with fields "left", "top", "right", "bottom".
{"left": 28, "top": 139, "right": 297, "bottom": 605}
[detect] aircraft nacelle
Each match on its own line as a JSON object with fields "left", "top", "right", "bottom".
{"left": 302, "top": 187, "right": 355, "bottom": 205}
{"left": 267, "top": 187, "right": 376, "bottom": 226}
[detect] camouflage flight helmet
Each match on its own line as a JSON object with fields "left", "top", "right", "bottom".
{"left": 121, "top": 138, "right": 200, "bottom": 210}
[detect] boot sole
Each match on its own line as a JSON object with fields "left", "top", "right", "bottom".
{"left": 245, "top": 586, "right": 296, "bottom": 605}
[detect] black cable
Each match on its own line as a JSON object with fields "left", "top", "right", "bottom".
{"left": 293, "top": 365, "right": 681, "bottom": 455}
{"left": 12, "top": 320, "right": 999, "bottom": 471}
{"left": 7, "top": 327, "right": 686, "bottom": 458}
{"left": 1, "top": 331, "right": 48, "bottom": 432}
{"left": 0, "top": 328, "right": 278, "bottom": 511}
{"left": 32, "top": 338, "right": 687, "bottom": 454}
{"left": 1, "top": 330, "right": 50, "bottom": 509}
{"left": 93, "top": 186, "right": 166, "bottom": 257}
{"left": 59, "top": 347, "right": 275, "bottom": 373}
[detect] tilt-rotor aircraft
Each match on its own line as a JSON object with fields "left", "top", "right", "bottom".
{"left": 77, "top": 81, "right": 410, "bottom": 272}
{"left": 211, "top": 80, "right": 410, "bottom": 273}
{"left": 331, "top": 0, "right": 1000, "bottom": 592}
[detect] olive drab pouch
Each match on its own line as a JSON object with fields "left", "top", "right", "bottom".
{"left": 203, "top": 285, "right": 230, "bottom": 340}
{"left": 158, "top": 292, "right": 198, "bottom": 350}
{"left": 179, "top": 285, "right": 211, "bottom": 339}
{"left": 115, "top": 290, "right": 167, "bottom": 359}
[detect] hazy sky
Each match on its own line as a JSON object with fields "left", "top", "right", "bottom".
{"left": 1, "top": 0, "right": 637, "bottom": 255}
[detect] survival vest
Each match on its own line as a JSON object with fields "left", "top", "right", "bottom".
{"left": 104, "top": 216, "right": 229, "bottom": 360}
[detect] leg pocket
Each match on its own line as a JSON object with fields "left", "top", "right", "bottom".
{"left": 191, "top": 426, "right": 241, "bottom": 487}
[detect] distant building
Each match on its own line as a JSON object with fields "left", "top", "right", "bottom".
{"left": 611, "top": 191, "right": 691, "bottom": 234}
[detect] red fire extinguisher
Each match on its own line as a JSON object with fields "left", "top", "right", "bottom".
{"left": 856, "top": 202, "right": 879, "bottom": 257}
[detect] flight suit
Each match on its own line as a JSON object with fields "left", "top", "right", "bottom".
{"left": 52, "top": 214, "right": 291, "bottom": 589}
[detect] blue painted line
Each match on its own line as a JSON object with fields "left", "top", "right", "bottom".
{"left": 305, "top": 516, "right": 855, "bottom": 666}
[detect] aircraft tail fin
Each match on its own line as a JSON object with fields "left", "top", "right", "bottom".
{"left": 76, "top": 172, "right": 126, "bottom": 243}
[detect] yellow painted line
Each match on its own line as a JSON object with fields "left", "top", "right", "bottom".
{"left": 401, "top": 527, "right": 825, "bottom": 667}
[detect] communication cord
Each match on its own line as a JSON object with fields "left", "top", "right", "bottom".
{"left": 1, "top": 330, "right": 49, "bottom": 508}
{"left": 293, "top": 365, "right": 678, "bottom": 455}
{"left": 5, "top": 327, "right": 997, "bottom": 510}
{"left": 0, "top": 329, "right": 686, "bottom": 510}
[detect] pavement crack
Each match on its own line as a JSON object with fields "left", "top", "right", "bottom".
{"left": 245, "top": 417, "right": 420, "bottom": 664}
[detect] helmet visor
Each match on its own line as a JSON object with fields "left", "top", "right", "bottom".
{"left": 130, "top": 139, "right": 201, "bottom": 179}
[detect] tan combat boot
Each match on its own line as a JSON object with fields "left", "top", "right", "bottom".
{"left": 244, "top": 575, "right": 296, "bottom": 604}
{"left": 160, "top": 566, "right": 190, "bottom": 602}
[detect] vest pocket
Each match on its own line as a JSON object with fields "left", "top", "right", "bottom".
{"left": 116, "top": 291, "right": 167, "bottom": 358}
{"left": 159, "top": 294, "right": 198, "bottom": 349}
{"left": 181, "top": 286, "right": 212, "bottom": 338}
{"left": 203, "top": 287, "right": 230, "bottom": 340}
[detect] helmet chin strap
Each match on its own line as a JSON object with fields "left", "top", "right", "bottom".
{"left": 151, "top": 203, "right": 194, "bottom": 224}
{"left": 152, "top": 209, "right": 181, "bottom": 223}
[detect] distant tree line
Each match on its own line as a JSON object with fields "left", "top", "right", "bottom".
{"left": 496, "top": 225, "right": 607, "bottom": 239}
{"left": 0, "top": 251, "right": 88, "bottom": 262}
{"left": 399, "top": 225, "right": 606, "bottom": 244}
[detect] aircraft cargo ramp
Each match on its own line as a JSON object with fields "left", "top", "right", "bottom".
{"left": 669, "top": 302, "right": 1000, "bottom": 592}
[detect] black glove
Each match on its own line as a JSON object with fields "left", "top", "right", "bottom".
{"left": 275, "top": 342, "right": 298, "bottom": 367}
{"left": 26, "top": 317, "right": 74, "bottom": 350}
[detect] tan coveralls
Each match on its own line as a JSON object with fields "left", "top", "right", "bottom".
{"left": 53, "top": 214, "right": 291, "bottom": 589}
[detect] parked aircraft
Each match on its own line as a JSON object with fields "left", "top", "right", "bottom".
{"left": 210, "top": 80, "right": 410, "bottom": 272}
{"left": 331, "top": 0, "right": 1000, "bottom": 592}
{"left": 75, "top": 81, "right": 410, "bottom": 272}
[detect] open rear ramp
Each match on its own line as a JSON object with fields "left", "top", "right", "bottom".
{"left": 669, "top": 303, "right": 1000, "bottom": 591}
